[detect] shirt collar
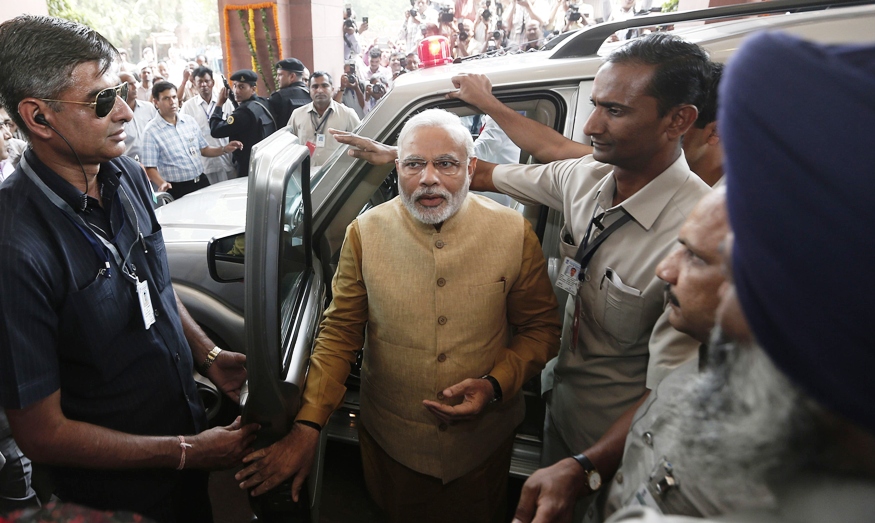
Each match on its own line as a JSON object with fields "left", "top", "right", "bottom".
{"left": 594, "top": 153, "right": 696, "bottom": 231}
{"left": 308, "top": 99, "right": 337, "bottom": 116}
{"left": 24, "top": 149, "right": 124, "bottom": 212}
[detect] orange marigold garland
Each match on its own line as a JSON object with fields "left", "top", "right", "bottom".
{"left": 222, "top": 3, "right": 283, "bottom": 91}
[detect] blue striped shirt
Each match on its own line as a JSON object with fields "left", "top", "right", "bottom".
{"left": 141, "top": 113, "right": 208, "bottom": 182}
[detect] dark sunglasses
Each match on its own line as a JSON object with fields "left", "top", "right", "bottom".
{"left": 40, "top": 82, "right": 128, "bottom": 118}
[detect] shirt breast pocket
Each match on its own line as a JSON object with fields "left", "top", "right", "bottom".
{"left": 141, "top": 230, "right": 170, "bottom": 292}
{"left": 600, "top": 267, "right": 645, "bottom": 348}
{"left": 60, "top": 272, "right": 133, "bottom": 362}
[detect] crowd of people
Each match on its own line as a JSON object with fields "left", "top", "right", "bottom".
{"left": 0, "top": 7, "right": 874, "bottom": 523}
{"left": 336, "top": 0, "right": 660, "bottom": 118}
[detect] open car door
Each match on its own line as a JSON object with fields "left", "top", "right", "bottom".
{"left": 212, "top": 133, "right": 327, "bottom": 522}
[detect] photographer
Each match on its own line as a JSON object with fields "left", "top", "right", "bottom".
{"left": 565, "top": 1, "right": 593, "bottom": 31}
{"left": 335, "top": 61, "right": 366, "bottom": 119}
{"left": 364, "top": 74, "right": 389, "bottom": 113}
{"left": 399, "top": 1, "right": 427, "bottom": 52}
{"left": 545, "top": 0, "right": 590, "bottom": 33}
{"left": 453, "top": 18, "right": 480, "bottom": 57}
{"left": 437, "top": 4, "right": 457, "bottom": 38}
{"left": 363, "top": 47, "right": 391, "bottom": 84}
{"left": 519, "top": 19, "right": 544, "bottom": 51}
{"left": 343, "top": 18, "right": 362, "bottom": 61}
{"left": 505, "top": 0, "right": 548, "bottom": 46}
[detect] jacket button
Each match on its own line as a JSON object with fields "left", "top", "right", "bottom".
{"left": 437, "top": 391, "right": 445, "bottom": 400}
{"left": 439, "top": 423, "right": 448, "bottom": 431}
{"left": 175, "top": 352, "right": 180, "bottom": 362}
{"left": 643, "top": 431, "right": 654, "bottom": 447}
{"left": 437, "top": 353, "right": 447, "bottom": 362}
{"left": 438, "top": 316, "right": 447, "bottom": 325}
{"left": 435, "top": 240, "right": 445, "bottom": 249}
{"left": 437, "top": 277, "right": 446, "bottom": 287}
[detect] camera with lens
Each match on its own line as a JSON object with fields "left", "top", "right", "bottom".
{"left": 345, "top": 61, "right": 357, "bottom": 86}
{"left": 482, "top": 0, "right": 492, "bottom": 19}
{"left": 372, "top": 82, "right": 386, "bottom": 95}
{"left": 458, "top": 22, "right": 468, "bottom": 40}
{"left": 566, "top": 4, "right": 581, "bottom": 21}
{"left": 439, "top": 4, "right": 455, "bottom": 24}
{"left": 409, "top": 0, "right": 418, "bottom": 18}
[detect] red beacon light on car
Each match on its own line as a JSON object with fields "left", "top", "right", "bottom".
{"left": 418, "top": 35, "right": 453, "bottom": 68}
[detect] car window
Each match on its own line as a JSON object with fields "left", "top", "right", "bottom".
{"left": 279, "top": 159, "right": 312, "bottom": 376}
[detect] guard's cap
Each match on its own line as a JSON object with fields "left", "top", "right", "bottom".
{"left": 229, "top": 69, "right": 258, "bottom": 84}
{"left": 276, "top": 58, "right": 305, "bottom": 73}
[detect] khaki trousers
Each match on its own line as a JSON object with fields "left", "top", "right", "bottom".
{"left": 359, "top": 424, "right": 514, "bottom": 523}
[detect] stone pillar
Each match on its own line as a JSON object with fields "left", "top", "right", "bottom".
{"left": 218, "top": 0, "right": 344, "bottom": 96}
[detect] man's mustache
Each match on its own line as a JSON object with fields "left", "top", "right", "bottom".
{"left": 664, "top": 283, "right": 680, "bottom": 307}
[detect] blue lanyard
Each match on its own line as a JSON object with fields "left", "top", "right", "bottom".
{"left": 20, "top": 155, "right": 145, "bottom": 284}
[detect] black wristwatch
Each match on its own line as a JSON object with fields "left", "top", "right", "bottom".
{"left": 481, "top": 374, "right": 502, "bottom": 404}
{"left": 573, "top": 453, "right": 602, "bottom": 491}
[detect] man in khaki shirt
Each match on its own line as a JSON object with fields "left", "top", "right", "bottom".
{"left": 287, "top": 72, "right": 360, "bottom": 169}
{"left": 465, "top": 34, "right": 711, "bottom": 519}
{"left": 238, "top": 109, "right": 561, "bottom": 522}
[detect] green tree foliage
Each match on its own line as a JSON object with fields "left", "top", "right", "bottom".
{"left": 48, "top": 0, "right": 220, "bottom": 52}
{"left": 47, "top": 0, "right": 95, "bottom": 27}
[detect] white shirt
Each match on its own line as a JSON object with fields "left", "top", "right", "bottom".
{"left": 123, "top": 100, "right": 157, "bottom": 162}
{"left": 181, "top": 93, "right": 236, "bottom": 183}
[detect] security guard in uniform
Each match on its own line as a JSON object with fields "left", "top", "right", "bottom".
{"left": 210, "top": 69, "right": 277, "bottom": 177}
{"left": 269, "top": 58, "right": 310, "bottom": 127}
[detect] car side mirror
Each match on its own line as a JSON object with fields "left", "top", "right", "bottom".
{"left": 208, "top": 230, "right": 246, "bottom": 282}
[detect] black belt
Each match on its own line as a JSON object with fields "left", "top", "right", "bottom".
{"left": 175, "top": 174, "right": 205, "bottom": 185}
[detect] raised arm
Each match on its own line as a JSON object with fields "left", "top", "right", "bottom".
{"left": 446, "top": 73, "right": 592, "bottom": 162}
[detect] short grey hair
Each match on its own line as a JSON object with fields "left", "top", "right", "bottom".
{"left": 397, "top": 109, "right": 474, "bottom": 159}
{"left": 0, "top": 15, "right": 118, "bottom": 138}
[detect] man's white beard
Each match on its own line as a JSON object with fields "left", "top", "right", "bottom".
{"left": 659, "top": 327, "right": 822, "bottom": 513}
{"left": 400, "top": 175, "right": 470, "bottom": 225}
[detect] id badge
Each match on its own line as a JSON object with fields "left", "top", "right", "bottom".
{"left": 189, "top": 145, "right": 198, "bottom": 157}
{"left": 315, "top": 134, "right": 326, "bottom": 148}
{"left": 632, "top": 484, "right": 663, "bottom": 513}
{"left": 136, "top": 278, "right": 156, "bottom": 330}
{"left": 556, "top": 256, "right": 582, "bottom": 295}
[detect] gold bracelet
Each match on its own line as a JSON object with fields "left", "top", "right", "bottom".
{"left": 200, "top": 346, "right": 222, "bottom": 373}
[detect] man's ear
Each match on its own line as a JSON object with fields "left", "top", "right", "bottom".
{"left": 18, "top": 99, "right": 54, "bottom": 141}
{"left": 705, "top": 121, "right": 720, "bottom": 146}
{"left": 665, "top": 104, "right": 699, "bottom": 141}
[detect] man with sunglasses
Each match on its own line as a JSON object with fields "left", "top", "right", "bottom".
{"left": 0, "top": 16, "right": 258, "bottom": 521}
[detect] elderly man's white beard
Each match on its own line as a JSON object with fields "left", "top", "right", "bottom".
{"left": 400, "top": 175, "right": 470, "bottom": 225}
{"left": 659, "top": 327, "right": 823, "bottom": 513}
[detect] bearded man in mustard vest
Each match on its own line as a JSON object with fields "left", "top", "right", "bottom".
{"left": 237, "top": 108, "right": 561, "bottom": 521}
